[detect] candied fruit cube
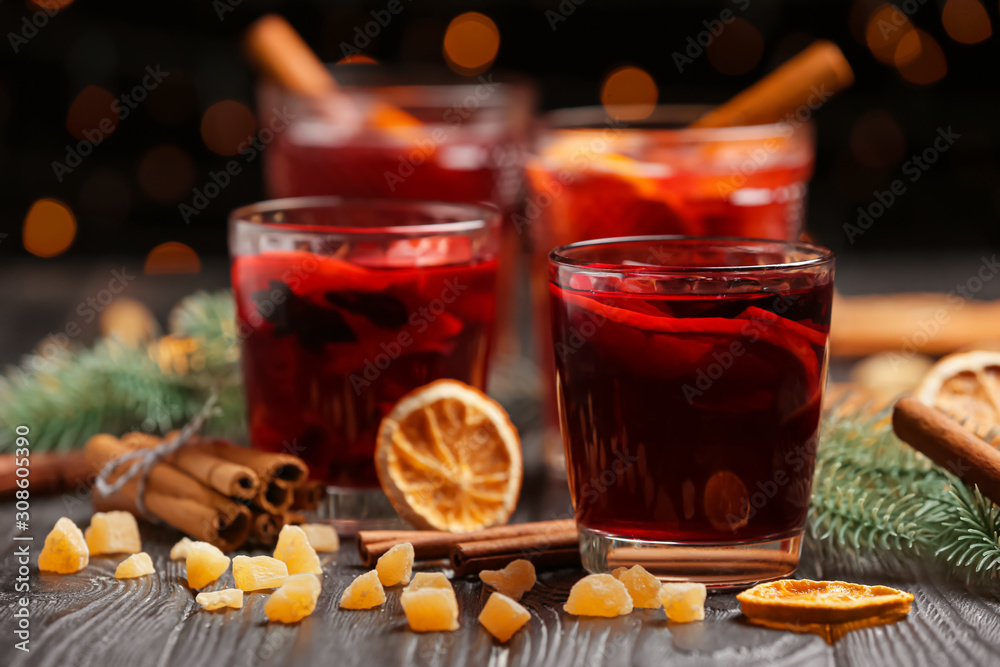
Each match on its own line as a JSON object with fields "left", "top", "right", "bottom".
{"left": 611, "top": 566, "right": 628, "bottom": 579}
{"left": 339, "top": 570, "right": 386, "bottom": 610}
{"left": 265, "top": 573, "right": 321, "bottom": 623}
{"left": 85, "top": 511, "right": 142, "bottom": 555}
{"left": 407, "top": 572, "right": 451, "bottom": 591}
{"left": 564, "top": 574, "right": 633, "bottom": 617}
{"left": 376, "top": 542, "right": 414, "bottom": 586}
{"left": 185, "top": 541, "right": 231, "bottom": 589}
{"left": 659, "top": 582, "right": 706, "bottom": 623}
{"left": 197, "top": 588, "right": 244, "bottom": 611}
{"left": 619, "top": 565, "right": 662, "bottom": 609}
{"left": 299, "top": 524, "right": 339, "bottom": 552}
{"left": 233, "top": 555, "right": 288, "bottom": 591}
{"left": 478, "top": 592, "right": 530, "bottom": 642}
{"left": 170, "top": 537, "right": 194, "bottom": 561}
{"left": 38, "top": 517, "right": 89, "bottom": 574}
{"left": 115, "top": 552, "right": 155, "bottom": 579}
{"left": 273, "top": 525, "right": 322, "bottom": 575}
{"left": 479, "top": 559, "right": 536, "bottom": 602}
{"left": 400, "top": 587, "right": 459, "bottom": 632}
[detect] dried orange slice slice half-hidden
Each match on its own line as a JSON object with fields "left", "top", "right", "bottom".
{"left": 737, "top": 579, "right": 914, "bottom": 625}
{"left": 375, "top": 379, "right": 523, "bottom": 532}
{"left": 915, "top": 350, "right": 1000, "bottom": 437}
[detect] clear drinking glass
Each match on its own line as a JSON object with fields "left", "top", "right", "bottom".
{"left": 549, "top": 236, "right": 834, "bottom": 588}
{"left": 527, "top": 105, "right": 816, "bottom": 475}
{"left": 230, "top": 197, "right": 501, "bottom": 531}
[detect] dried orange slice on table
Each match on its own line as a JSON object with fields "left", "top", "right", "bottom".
{"left": 915, "top": 350, "right": 1000, "bottom": 440}
{"left": 375, "top": 379, "right": 523, "bottom": 532}
{"left": 737, "top": 579, "right": 914, "bottom": 643}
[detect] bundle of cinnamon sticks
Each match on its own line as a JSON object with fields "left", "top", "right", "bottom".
{"left": 357, "top": 519, "right": 580, "bottom": 576}
{"left": 84, "top": 431, "right": 322, "bottom": 551}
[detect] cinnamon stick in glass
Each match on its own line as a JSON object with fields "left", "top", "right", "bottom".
{"left": 691, "top": 40, "right": 853, "bottom": 128}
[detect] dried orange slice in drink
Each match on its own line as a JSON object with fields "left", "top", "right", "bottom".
{"left": 703, "top": 470, "right": 749, "bottom": 531}
{"left": 737, "top": 579, "right": 914, "bottom": 625}
{"left": 375, "top": 379, "right": 523, "bottom": 532}
{"left": 915, "top": 350, "right": 1000, "bottom": 434}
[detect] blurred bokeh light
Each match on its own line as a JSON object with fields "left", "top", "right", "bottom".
{"left": 137, "top": 145, "right": 197, "bottom": 203}
{"left": 941, "top": 0, "right": 992, "bottom": 44}
{"left": 706, "top": 18, "right": 765, "bottom": 76}
{"left": 66, "top": 85, "right": 118, "bottom": 141}
{"left": 199, "top": 100, "right": 256, "bottom": 156}
{"left": 144, "top": 241, "right": 201, "bottom": 274}
{"left": 865, "top": 4, "right": 915, "bottom": 64}
{"left": 600, "top": 66, "right": 658, "bottom": 121}
{"left": 896, "top": 29, "right": 948, "bottom": 84}
{"left": 22, "top": 198, "right": 76, "bottom": 258}
{"left": 443, "top": 12, "right": 500, "bottom": 75}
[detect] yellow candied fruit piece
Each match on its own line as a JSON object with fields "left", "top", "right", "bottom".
{"left": 196, "top": 588, "right": 244, "bottom": 611}
{"left": 339, "top": 570, "right": 386, "bottom": 610}
{"left": 407, "top": 572, "right": 451, "bottom": 591}
{"left": 400, "top": 587, "right": 459, "bottom": 632}
{"left": 564, "top": 574, "right": 633, "bottom": 617}
{"left": 265, "top": 573, "right": 321, "bottom": 623}
{"left": 85, "top": 511, "right": 142, "bottom": 555}
{"left": 115, "top": 552, "right": 155, "bottom": 579}
{"left": 619, "top": 565, "right": 662, "bottom": 609}
{"left": 479, "top": 559, "right": 536, "bottom": 602}
{"left": 233, "top": 555, "right": 288, "bottom": 591}
{"left": 376, "top": 542, "right": 414, "bottom": 586}
{"left": 611, "top": 566, "right": 628, "bottom": 579}
{"left": 478, "top": 592, "right": 530, "bottom": 642}
{"left": 170, "top": 537, "right": 194, "bottom": 561}
{"left": 39, "top": 517, "right": 89, "bottom": 574}
{"left": 185, "top": 541, "right": 231, "bottom": 589}
{"left": 299, "top": 524, "right": 339, "bottom": 552}
{"left": 274, "top": 525, "right": 322, "bottom": 575}
{"left": 659, "top": 582, "right": 706, "bottom": 623}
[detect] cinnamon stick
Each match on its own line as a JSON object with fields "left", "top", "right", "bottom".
{"left": 291, "top": 480, "right": 325, "bottom": 511}
{"left": 199, "top": 439, "right": 308, "bottom": 486}
{"left": 250, "top": 512, "right": 283, "bottom": 546}
{"left": 357, "top": 519, "right": 576, "bottom": 566}
{"left": 0, "top": 451, "right": 92, "bottom": 498}
{"left": 453, "top": 548, "right": 581, "bottom": 577}
{"left": 691, "top": 40, "right": 853, "bottom": 128}
{"left": 120, "top": 432, "right": 261, "bottom": 500}
{"left": 893, "top": 396, "right": 1000, "bottom": 505}
{"left": 256, "top": 480, "right": 293, "bottom": 515}
{"left": 245, "top": 14, "right": 336, "bottom": 98}
{"left": 450, "top": 530, "right": 579, "bottom": 569}
{"left": 85, "top": 434, "right": 251, "bottom": 551}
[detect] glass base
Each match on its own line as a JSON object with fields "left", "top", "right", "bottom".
{"left": 579, "top": 526, "right": 802, "bottom": 590}
{"left": 319, "top": 486, "right": 408, "bottom": 535}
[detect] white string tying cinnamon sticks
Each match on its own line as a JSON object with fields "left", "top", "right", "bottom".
{"left": 93, "top": 388, "right": 220, "bottom": 518}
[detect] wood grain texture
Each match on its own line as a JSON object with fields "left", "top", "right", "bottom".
{"left": 3, "top": 478, "right": 1000, "bottom": 667}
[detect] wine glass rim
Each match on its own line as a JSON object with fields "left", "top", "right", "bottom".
{"left": 229, "top": 196, "right": 501, "bottom": 237}
{"left": 540, "top": 104, "right": 812, "bottom": 139}
{"left": 549, "top": 235, "right": 835, "bottom": 273}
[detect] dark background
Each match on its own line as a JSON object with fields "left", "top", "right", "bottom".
{"left": 0, "top": 0, "right": 998, "bottom": 362}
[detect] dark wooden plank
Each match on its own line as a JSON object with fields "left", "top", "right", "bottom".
{"left": 4, "top": 488, "right": 1000, "bottom": 667}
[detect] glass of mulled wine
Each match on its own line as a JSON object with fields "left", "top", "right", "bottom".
{"left": 526, "top": 105, "right": 815, "bottom": 474}
{"left": 549, "top": 236, "right": 834, "bottom": 588}
{"left": 230, "top": 197, "right": 500, "bottom": 530}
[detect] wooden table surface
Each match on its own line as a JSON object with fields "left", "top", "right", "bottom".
{"left": 4, "top": 473, "right": 1000, "bottom": 667}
